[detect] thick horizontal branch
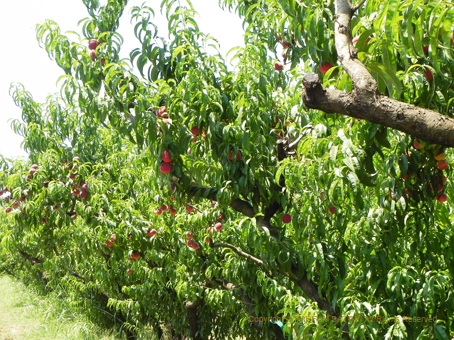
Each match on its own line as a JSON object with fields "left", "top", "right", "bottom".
{"left": 302, "top": 72, "right": 454, "bottom": 147}
{"left": 319, "top": 0, "right": 454, "bottom": 148}
{"left": 211, "top": 242, "right": 264, "bottom": 266}
{"left": 188, "top": 182, "right": 254, "bottom": 215}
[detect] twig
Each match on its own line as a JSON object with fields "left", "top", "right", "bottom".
{"left": 211, "top": 242, "right": 264, "bottom": 266}
{"left": 352, "top": 0, "right": 367, "bottom": 12}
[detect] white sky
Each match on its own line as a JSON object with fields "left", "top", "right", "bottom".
{"left": 0, "top": 0, "right": 244, "bottom": 159}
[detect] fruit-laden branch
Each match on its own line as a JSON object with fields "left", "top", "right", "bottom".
{"left": 302, "top": 0, "right": 454, "bottom": 148}
{"left": 211, "top": 242, "right": 264, "bottom": 266}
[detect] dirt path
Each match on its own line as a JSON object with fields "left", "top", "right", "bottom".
{"left": 0, "top": 275, "right": 39, "bottom": 340}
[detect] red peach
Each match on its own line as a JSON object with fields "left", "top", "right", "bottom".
{"left": 319, "top": 62, "right": 333, "bottom": 74}
{"left": 162, "top": 151, "right": 171, "bottom": 163}
{"left": 434, "top": 153, "right": 445, "bottom": 161}
{"left": 160, "top": 163, "right": 172, "bottom": 174}
{"left": 88, "top": 39, "right": 99, "bottom": 50}
{"left": 282, "top": 214, "right": 292, "bottom": 223}
{"left": 437, "top": 160, "right": 449, "bottom": 170}
{"left": 89, "top": 50, "right": 97, "bottom": 60}
{"left": 191, "top": 126, "right": 199, "bottom": 136}
{"left": 328, "top": 206, "right": 336, "bottom": 215}
{"left": 215, "top": 222, "right": 223, "bottom": 231}
{"left": 228, "top": 150, "right": 242, "bottom": 162}
{"left": 413, "top": 140, "right": 425, "bottom": 150}
{"left": 437, "top": 193, "right": 448, "bottom": 203}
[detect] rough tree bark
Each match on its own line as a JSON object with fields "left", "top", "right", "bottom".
{"left": 302, "top": 0, "right": 454, "bottom": 148}
{"left": 185, "top": 300, "right": 202, "bottom": 340}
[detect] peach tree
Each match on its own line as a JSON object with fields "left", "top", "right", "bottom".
{"left": 1, "top": 0, "right": 454, "bottom": 339}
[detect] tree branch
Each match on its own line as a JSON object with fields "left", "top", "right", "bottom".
{"left": 69, "top": 269, "right": 91, "bottom": 283}
{"left": 188, "top": 182, "right": 280, "bottom": 237}
{"left": 334, "top": 0, "right": 377, "bottom": 95}
{"left": 219, "top": 280, "right": 261, "bottom": 330}
{"left": 289, "top": 273, "right": 351, "bottom": 339}
{"left": 301, "top": 0, "right": 454, "bottom": 148}
{"left": 17, "top": 250, "right": 47, "bottom": 286}
{"left": 303, "top": 72, "right": 454, "bottom": 148}
{"left": 18, "top": 250, "right": 41, "bottom": 264}
{"left": 185, "top": 300, "right": 202, "bottom": 340}
{"left": 352, "top": 0, "right": 366, "bottom": 12}
{"left": 288, "top": 133, "right": 305, "bottom": 150}
{"left": 218, "top": 279, "right": 285, "bottom": 339}
{"left": 211, "top": 242, "right": 264, "bottom": 266}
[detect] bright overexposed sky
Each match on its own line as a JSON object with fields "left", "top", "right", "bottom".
{"left": 0, "top": 0, "right": 244, "bottom": 159}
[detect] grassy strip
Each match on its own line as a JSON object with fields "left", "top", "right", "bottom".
{"left": 0, "top": 275, "right": 124, "bottom": 340}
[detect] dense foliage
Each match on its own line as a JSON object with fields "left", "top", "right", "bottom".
{"left": 1, "top": 0, "right": 454, "bottom": 339}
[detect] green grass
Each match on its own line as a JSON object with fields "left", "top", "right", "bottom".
{"left": 0, "top": 275, "right": 125, "bottom": 340}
